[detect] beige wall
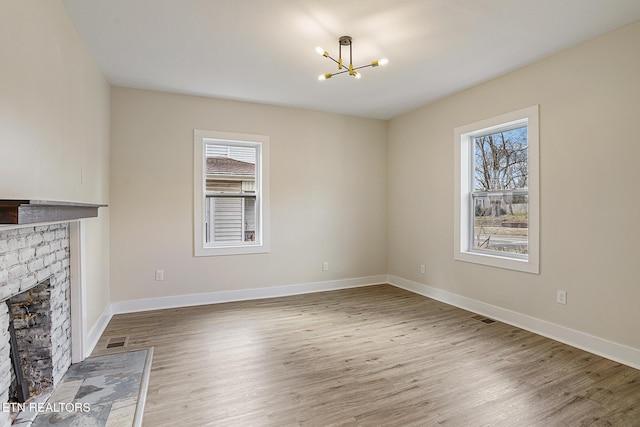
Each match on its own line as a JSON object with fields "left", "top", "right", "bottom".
{"left": 109, "top": 88, "right": 387, "bottom": 302}
{"left": 388, "top": 21, "right": 640, "bottom": 349}
{"left": 0, "top": 1, "right": 111, "bottom": 331}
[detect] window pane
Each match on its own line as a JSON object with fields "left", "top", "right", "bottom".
{"left": 206, "top": 196, "right": 257, "bottom": 243}
{"left": 205, "top": 144, "right": 256, "bottom": 194}
{"left": 474, "top": 126, "right": 528, "bottom": 191}
{"left": 473, "top": 193, "right": 528, "bottom": 255}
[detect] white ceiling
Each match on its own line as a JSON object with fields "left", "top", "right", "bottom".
{"left": 62, "top": 0, "right": 640, "bottom": 120}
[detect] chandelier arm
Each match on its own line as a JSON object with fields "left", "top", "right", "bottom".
{"left": 329, "top": 69, "right": 350, "bottom": 77}
{"left": 352, "top": 64, "right": 374, "bottom": 71}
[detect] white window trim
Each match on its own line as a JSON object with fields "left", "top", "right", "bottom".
{"left": 454, "top": 105, "right": 539, "bottom": 274}
{"left": 194, "top": 129, "right": 270, "bottom": 256}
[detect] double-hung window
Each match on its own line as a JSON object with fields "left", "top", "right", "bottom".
{"left": 454, "top": 106, "right": 539, "bottom": 273}
{"left": 194, "top": 130, "right": 269, "bottom": 256}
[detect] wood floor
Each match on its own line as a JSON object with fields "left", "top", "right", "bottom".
{"left": 92, "top": 285, "right": 640, "bottom": 426}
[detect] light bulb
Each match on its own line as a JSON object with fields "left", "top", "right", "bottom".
{"left": 372, "top": 58, "right": 389, "bottom": 67}
{"left": 315, "top": 46, "right": 328, "bottom": 57}
{"left": 318, "top": 73, "right": 332, "bottom": 81}
{"left": 354, "top": 71, "right": 361, "bottom": 79}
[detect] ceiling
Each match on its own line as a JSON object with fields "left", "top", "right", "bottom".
{"left": 61, "top": 0, "right": 640, "bottom": 120}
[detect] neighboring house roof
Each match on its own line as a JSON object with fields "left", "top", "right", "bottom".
{"left": 207, "top": 157, "right": 255, "bottom": 175}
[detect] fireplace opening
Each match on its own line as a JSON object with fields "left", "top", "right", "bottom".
{"left": 8, "top": 278, "right": 54, "bottom": 403}
{"left": 7, "top": 299, "right": 29, "bottom": 404}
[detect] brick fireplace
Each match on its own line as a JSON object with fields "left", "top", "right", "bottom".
{"left": 0, "top": 223, "right": 72, "bottom": 425}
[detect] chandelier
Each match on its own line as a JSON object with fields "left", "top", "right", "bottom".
{"left": 316, "top": 36, "right": 388, "bottom": 80}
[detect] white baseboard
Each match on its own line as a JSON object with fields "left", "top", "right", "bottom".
{"left": 111, "top": 275, "right": 388, "bottom": 315}
{"left": 84, "top": 303, "right": 113, "bottom": 358}
{"left": 388, "top": 275, "right": 640, "bottom": 370}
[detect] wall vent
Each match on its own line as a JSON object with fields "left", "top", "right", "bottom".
{"left": 472, "top": 315, "right": 496, "bottom": 324}
{"left": 105, "top": 336, "right": 129, "bottom": 349}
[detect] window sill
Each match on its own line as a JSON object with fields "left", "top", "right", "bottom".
{"left": 454, "top": 250, "right": 538, "bottom": 274}
{"left": 195, "top": 243, "right": 270, "bottom": 257}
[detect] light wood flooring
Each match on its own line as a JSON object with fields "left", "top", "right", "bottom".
{"left": 92, "top": 285, "right": 640, "bottom": 426}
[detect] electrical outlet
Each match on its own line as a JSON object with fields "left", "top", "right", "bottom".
{"left": 322, "top": 261, "right": 329, "bottom": 271}
{"left": 556, "top": 290, "right": 567, "bottom": 305}
{"left": 155, "top": 269, "right": 165, "bottom": 281}
{"left": 420, "top": 264, "right": 426, "bottom": 274}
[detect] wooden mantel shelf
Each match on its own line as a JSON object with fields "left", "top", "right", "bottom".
{"left": 0, "top": 200, "right": 107, "bottom": 225}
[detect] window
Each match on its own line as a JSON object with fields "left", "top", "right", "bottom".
{"left": 454, "top": 106, "right": 539, "bottom": 273}
{"left": 194, "top": 130, "right": 269, "bottom": 256}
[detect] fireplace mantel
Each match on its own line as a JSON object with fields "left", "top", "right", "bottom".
{"left": 0, "top": 200, "right": 107, "bottom": 225}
